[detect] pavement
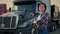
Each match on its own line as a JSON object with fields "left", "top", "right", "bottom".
{"left": 49, "top": 28, "right": 60, "bottom": 34}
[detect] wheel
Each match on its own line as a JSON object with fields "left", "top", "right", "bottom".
{"left": 54, "top": 25, "right": 57, "bottom": 30}
{"left": 51, "top": 25, "right": 57, "bottom": 32}
{"left": 52, "top": 25, "right": 55, "bottom": 31}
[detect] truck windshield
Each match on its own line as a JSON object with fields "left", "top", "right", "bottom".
{"left": 12, "top": 1, "right": 36, "bottom": 11}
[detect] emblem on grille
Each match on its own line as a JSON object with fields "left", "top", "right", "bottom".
{"left": 1, "top": 24, "right": 5, "bottom": 28}
{"left": 19, "top": 32, "right": 22, "bottom": 34}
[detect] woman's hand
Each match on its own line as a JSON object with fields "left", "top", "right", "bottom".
{"left": 33, "top": 20, "right": 37, "bottom": 24}
{"left": 32, "top": 20, "right": 39, "bottom": 28}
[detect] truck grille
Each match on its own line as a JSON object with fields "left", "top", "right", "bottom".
{"left": 0, "top": 16, "right": 18, "bottom": 29}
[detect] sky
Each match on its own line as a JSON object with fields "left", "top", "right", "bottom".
{"left": 0, "top": 0, "right": 60, "bottom": 11}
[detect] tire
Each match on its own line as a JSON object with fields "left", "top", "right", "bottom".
{"left": 51, "top": 25, "right": 57, "bottom": 32}
{"left": 52, "top": 25, "right": 55, "bottom": 31}
{"left": 54, "top": 25, "right": 57, "bottom": 30}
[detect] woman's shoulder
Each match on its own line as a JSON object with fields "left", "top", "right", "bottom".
{"left": 45, "top": 12, "right": 49, "bottom": 16}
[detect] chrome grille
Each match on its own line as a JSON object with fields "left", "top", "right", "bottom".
{"left": 0, "top": 17, "right": 2, "bottom": 28}
{"left": 0, "top": 16, "right": 18, "bottom": 29}
{"left": 3, "top": 17, "right": 11, "bottom": 28}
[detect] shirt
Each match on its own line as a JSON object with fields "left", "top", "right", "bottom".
{"left": 37, "top": 12, "right": 49, "bottom": 29}
{"left": 37, "top": 14, "right": 41, "bottom": 21}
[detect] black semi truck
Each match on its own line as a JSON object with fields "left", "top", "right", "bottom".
{"left": 0, "top": 0, "right": 59, "bottom": 34}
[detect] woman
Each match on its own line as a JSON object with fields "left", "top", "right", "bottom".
{"left": 33, "top": 1, "right": 49, "bottom": 34}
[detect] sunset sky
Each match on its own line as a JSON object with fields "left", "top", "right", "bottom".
{"left": 0, "top": 0, "right": 60, "bottom": 11}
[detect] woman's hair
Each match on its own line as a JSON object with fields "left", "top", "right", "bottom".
{"left": 38, "top": 1, "right": 47, "bottom": 12}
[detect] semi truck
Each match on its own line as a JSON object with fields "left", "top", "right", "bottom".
{"left": 0, "top": 4, "right": 7, "bottom": 15}
{"left": 0, "top": 0, "right": 59, "bottom": 34}
{"left": 48, "top": 5, "right": 59, "bottom": 31}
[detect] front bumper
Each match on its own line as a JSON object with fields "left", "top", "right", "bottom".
{"left": 0, "top": 27, "right": 32, "bottom": 34}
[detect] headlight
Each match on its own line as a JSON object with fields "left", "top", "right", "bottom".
{"left": 18, "top": 22, "right": 28, "bottom": 27}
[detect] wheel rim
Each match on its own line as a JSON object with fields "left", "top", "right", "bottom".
{"left": 52, "top": 26, "right": 55, "bottom": 31}
{"left": 55, "top": 25, "right": 57, "bottom": 29}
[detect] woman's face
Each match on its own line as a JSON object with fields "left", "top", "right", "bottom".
{"left": 38, "top": 4, "right": 45, "bottom": 14}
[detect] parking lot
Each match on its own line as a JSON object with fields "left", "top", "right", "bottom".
{"left": 49, "top": 28, "right": 60, "bottom": 34}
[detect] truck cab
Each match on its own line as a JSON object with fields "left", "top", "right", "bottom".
{"left": 0, "top": 0, "right": 51, "bottom": 34}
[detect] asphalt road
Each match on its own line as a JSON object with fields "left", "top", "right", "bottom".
{"left": 49, "top": 28, "right": 60, "bottom": 34}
